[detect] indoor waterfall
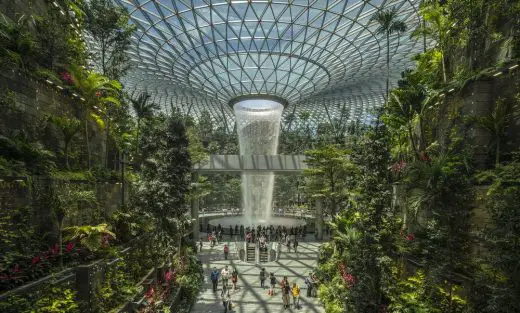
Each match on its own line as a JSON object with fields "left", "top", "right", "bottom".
{"left": 234, "top": 99, "right": 283, "bottom": 226}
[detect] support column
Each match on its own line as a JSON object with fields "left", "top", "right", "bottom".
{"left": 191, "top": 172, "right": 200, "bottom": 240}
{"left": 315, "top": 198, "right": 323, "bottom": 240}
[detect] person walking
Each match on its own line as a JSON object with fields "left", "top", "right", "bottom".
{"left": 221, "top": 265, "right": 230, "bottom": 291}
{"left": 269, "top": 273, "right": 277, "bottom": 296}
{"left": 231, "top": 267, "right": 238, "bottom": 291}
{"left": 224, "top": 244, "right": 229, "bottom": 260}
{"left": 294, "top": 239, "right": 298, "bottom": 253}
{"left": 305, "top": 272, "right": 313, "bottom": 297}
{"left": 292, "top": 282, "right": 301, "bottom": 309}
{"left": 211, "top": 267, "right": 220, "bottom": 292}
{"left": 222, "top": 292, "right": 232, "bottom": 313}
{"left": 259, "top": 268, "right": 266, "bottom": 288}
{"left": 281, "top": 276, "right": 291, "bottom": 309}
{"left": 199, "top": 238, "right": 203, "bottom": 252}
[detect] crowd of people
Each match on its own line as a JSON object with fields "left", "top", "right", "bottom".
{"left": 198, "top": 223, "right": 324, "bottom": 312}
{"left": 210, "top": 264, "right": 320, "bottom": 312}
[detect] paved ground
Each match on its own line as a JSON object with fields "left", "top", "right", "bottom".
{"left": 191, "top": 236, "right": 326, "bottom": 313}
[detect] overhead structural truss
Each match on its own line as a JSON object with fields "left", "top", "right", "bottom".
{"left": 115, "top": 0, "right": 425, "bottom": 128}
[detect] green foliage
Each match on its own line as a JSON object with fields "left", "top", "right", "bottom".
{"left": 467, "top": 96, "right": 520, "bottom": 167}
{"left": 91, "top": 260, "right": 137, "bottom": 313}
{"left": 473, "top": 158, "right": 520, "bottom": 313}
{"left": 51, "top": 116, "right": 81, "bottom": 169}
{"left": 304, "top": 144, "right": 358, "bottom": 215}
{"left": 32, "top": 287, "right": 79, "bottom": 313}
{"left": 176, "top": 248, "right": 203, "bottom": 301}
{"left": 0, "top": 13, "right": 36, "bottom": 71}
{"left": 63, "top": 223, "right": 115, "bottom": 252}
{"left": 315, "top": 129, "right": 395, "bottom": 313}
{"left": 0, "top": 286, "right": 78, "bottom": 313}
{"left": 33, "top": 4, "right": 86, "bottom": 71}
{"left": 0, "top": 135, "right": 56, "bottom": 175}
{"left": 387, "top": 270, "right": 440, "bottom": 313}
{"left": 83, "top": 0, "right": 136, "bottom": 80}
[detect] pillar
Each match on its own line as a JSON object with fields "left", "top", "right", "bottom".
{"left": 315, "top": 198, "right": 323, "bottom": 240}
{"left": 191, "top": 172, "right": 200, "bottom": 240}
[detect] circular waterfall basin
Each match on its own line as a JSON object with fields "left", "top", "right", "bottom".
{"left": 208, "top": 216, "right": 306, "bottom": 228}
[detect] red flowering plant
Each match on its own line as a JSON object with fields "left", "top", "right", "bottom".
{"left": 61, "top": 71, "right": 73, "bottom": 84}
{"left": 339, "top": 263, "right": 356, "bottom": 288}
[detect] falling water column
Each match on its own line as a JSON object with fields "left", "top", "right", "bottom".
{"left": 234, "top": 99, "right": 284, "bottom": 226}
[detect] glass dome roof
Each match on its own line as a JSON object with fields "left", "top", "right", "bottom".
{"left": 115, "top": 0, "right": 424, "bottom": 128}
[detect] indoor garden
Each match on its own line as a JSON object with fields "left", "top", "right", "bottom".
{"left": 0, "top": 0, "right": 519, "bottom": 312}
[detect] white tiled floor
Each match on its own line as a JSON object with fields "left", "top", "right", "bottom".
{"left": 191, "top": 237, "right": 325, "bottom": 313}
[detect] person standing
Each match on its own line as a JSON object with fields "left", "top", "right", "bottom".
{"left": 292, "top": 282, "right": 301, "bottom": 309}
{"left": 293, "top": 239, "right": 298, "bottom": 253}
{"left": 231, "top": 267, "right": 238, "bottom": 291}
{"left": 259, "top": 268, "right": 266, "bottom": 288}
{"left": 211, "top": 267, "right": 220, "bottom": 292}
{"left": 199, "top": 238, "right": 203, "bottom": 252}
{"left": 230, "top": 226, "right": 233, "bottom": 238}
{"left": 224, "top": 244, "right": 229, "bottom": 260}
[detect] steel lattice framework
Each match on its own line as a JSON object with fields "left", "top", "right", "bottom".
{"left": 114, "top": 0, "right": 424, "bottom": 128}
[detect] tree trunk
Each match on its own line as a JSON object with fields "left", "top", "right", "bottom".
{"left": 407, "top": 122, "right": 420, "bottom": 159}
{"left": 418, "top": 116, "right": 426, "bottom": 152}
{"left": 386, "top": 33, "right": 390, "bottom": 100}
{"left": 105, "top": 118, "right": 110, "bottom": 169}
{"left": 59, "top": 218, "right": 64, "bottom": 267}
{"left": 136, "top": 118, "right": 141, "bottom": 157}
{"left": 441, "top": 50, "right": 447, "bottom": 83}
{"left": 85, "top": 112, "right": 91, "bottom": 170}
{"left": 64, "top": 141, "right": 70, "bottom": 170}
{"left": 495, "top": 134, "right": 500, "bottom": 168}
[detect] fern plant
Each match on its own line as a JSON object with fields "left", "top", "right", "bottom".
{"left": 63, "top": 223, "right": 115, "bottom": 252}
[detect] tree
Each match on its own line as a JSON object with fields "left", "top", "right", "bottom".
{"left": 128, "top": 92, "right": 157, "bottom": 158}
{"left": 412, "top": 1, "right": 451, "bottom": 83}
{"left": 371, "top": 8, "right": 408, "bottom": 100}
{"left": 51, "top": 116, "right": 81, "bottom": 169}
{"left": 470, "top": 97, "right": 520, "bottom": 168}
{"left": 134, "top": 113, "right": 192, "bottom": 249}
{"left": 34, "top": 4, "right": 86, "bottom": 71}
{"left": 68, "top": 64, "right": 121, "bottom": 169}
{"left": 474, "top": 158, "right": 520, "bottom": 313}
{"left": 83, "top": 0, "right": 135, "bottom": 80}
{"left": 304, "top": 144, "right": 357, "bottom": 216}
{"left": 0, "top": 13, "right": 36, "bottom": 71}
{"left": 52, "top": 183, "right": 97, "bottom": 264}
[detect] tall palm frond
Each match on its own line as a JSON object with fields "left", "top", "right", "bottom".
{"left": 406, "top": 153, "right": 452, "bottom": 226}
{"left": 128, "top": 92, "right": 158, "bottom": 157}
{"left": 470, "top": 97, "right": 520, "bottom": 167}
{"left": 371, "top": 7, "right": 407, "bottom": 129}
{"left": 68, "top": 64, "right": 121, "bottom": 169}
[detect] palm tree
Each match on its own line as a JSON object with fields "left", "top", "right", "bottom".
{"left": 371, "top": 8, "right": 408, "bottom": 100}
{"left": 128, "top": 92, "right": 157, "bottom": 157}
{"left": 412, "top": 2, "right": 450, "bottom": 83}
{"left": 471, "top": 97, "right": 520, "bottom": 168}
{"left": 68, "top": 64, "right": 121, "bottom": 169}
{"left": 51, "top": 116, "right": 81, "bottom": 169}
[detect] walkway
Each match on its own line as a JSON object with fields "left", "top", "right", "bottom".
{"left": 192, "top": 236, "right": 325, "bottom": 313}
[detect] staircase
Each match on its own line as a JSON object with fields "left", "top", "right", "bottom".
{"left": 259, "top": 248, "right": 268, "bottom": 263}
{"left": 246, "top": 243, "right": 255, "bottom": 262}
